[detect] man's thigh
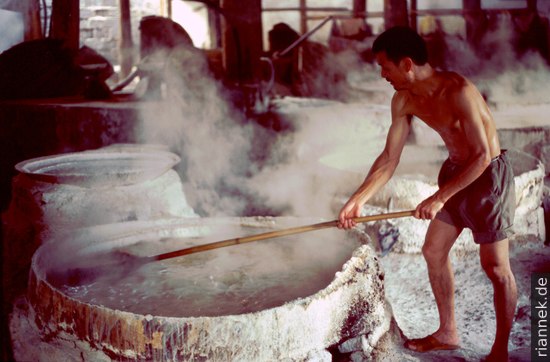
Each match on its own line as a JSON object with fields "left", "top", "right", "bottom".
{"left": 479, "top": 238, "right": 512, "bottom": 270}
{"left": 423, "top": 218, "right": 463, "bottom": 256}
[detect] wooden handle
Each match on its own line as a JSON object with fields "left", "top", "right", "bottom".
{"left": 151, "top": 210, "right": 415, "bottom": 262}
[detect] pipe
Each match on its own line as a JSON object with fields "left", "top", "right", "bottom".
{"left": 276, "top": 15, "right": 334, "bottom": 57}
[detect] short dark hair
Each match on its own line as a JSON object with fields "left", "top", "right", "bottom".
{"left": 372, "top": 26, "right": 428, "bottom": 65}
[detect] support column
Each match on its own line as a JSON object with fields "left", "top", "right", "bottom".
{"left": 300, "top": 0, "right": 307, "bottom": 35}
{"left": 221, "top": 0, "right": 263, "bottom": 83}
{"left": 50, "top": 0, "right": 80, "bottom": 50}
{"left": 353, "top": 0, "right": 366, "bottom": 18}
{"left": 410, "top": 0, "right": 417, "bottom": 31}
{"left": 463, "top": 0, "right": 485, "bottom": 49}
{"left": 25, "top": 0, "right": 42, "bottom": 40}
{"left": 384, "top": 0, "right": 408, "bottom": 29}
{"left": 208, "top": 0, "right": 222, "bottom": 48}
{"left": 119, "top": 0, "right": 134, "bottom": 79}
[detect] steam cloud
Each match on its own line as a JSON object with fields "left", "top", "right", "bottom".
{"left": 137, "top": 46, "right": 259, "bottom": 217}
{"left": 136, "top": 12, "right": 549, "bottom": 219}
{"left": 442, "top": 13, "right": 550, "bottom": 105}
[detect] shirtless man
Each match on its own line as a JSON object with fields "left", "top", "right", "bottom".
{"left": 337, "top": 26, "right": 517, "bottom": 361}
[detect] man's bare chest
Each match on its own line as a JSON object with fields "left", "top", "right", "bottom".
{"left": 410, "top": 101, "right": 452, "bottom": 128}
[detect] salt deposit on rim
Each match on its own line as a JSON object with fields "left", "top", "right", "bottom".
{"left": 19, "top": 217, "right": 391, "bottom": 361}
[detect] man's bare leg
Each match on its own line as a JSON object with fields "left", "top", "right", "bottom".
{"left": 479, "top": 239, "right": 517, "bottom": 362}
{"left": 406, "top": 218, "right": 462, "bottom": 350}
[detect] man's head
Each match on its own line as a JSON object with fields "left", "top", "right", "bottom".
{"left": 372, "top": 26, "right": 428, "bottom": 66}
{"left": 373, "top": 26, "right": 430, "bottom": 90}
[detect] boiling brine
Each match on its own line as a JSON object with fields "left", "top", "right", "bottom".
{"left": 55, "top": 226, "right": 365, "bottom": 317}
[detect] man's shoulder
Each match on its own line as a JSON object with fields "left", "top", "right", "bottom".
{"left": 390, "top": 91, "right": 418, "bottom": 122}
{"left": 439, "top": 71, "right": 469, "bottom": 90}
{"left": 391, "top": 90, "right": 412, "bottom": 108}
{"left": 437, "top": 72, "right": 480, "bottom": 102}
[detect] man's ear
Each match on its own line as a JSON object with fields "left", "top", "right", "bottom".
{"left": 400, "top": 57, "right": 414, "bottom": 72}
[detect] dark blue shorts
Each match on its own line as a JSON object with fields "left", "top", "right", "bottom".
{"left": 435, "top": 150, "right": 516, "bottom": 244}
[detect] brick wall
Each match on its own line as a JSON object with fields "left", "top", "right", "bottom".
{"left": 79, "top": 0, "right": 162, "bottom": 66}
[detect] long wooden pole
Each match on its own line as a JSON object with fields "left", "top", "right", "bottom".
{"left": 68, "top": 210, "right": 415, "bottom": 285}
{"left": 150, "top": 210, "right": 415, "bottom": 262}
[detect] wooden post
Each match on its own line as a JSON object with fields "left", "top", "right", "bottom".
{"left": 410, "top": 0, "right": 417, "bottom": 31}
{"left": 208, "top": 0, "right": 222, "bottom": 48}
{"left": 353, "top": 0, "right": 366, "bottom": 18}
{"left": 160, "top": 0, "right": 172, "bottom": 18}
{"left": 50, "top": 0, "right": 80, "bottom": 50}
{"left": 119, "top": 0, "right": 134, "bottom": 79}
{"left": 383, "top": 0, "right": 408, "bottom": 29}
{"left": 463, "top": 0, "right": 484, "bottom": 49}
{"left": 220, "top": 0, "right": 263, "bottom": 83}
{"left": 167, "top": 0, "right": 172, "bottom": 18}
{"left": 300, "top": 0, "right": 307, "bottom": 34}
{"left": 25, "top": 0, "right": 43, "bottom": 40}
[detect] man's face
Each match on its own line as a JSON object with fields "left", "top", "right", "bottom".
{"left": 375, "top": 51, "right": 410, "bottom": 91}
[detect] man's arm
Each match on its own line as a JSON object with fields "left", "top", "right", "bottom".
{"left": 416, "top": 84, "right": 493, "bottom": 219}
{"left": 338, "top": 93, "right": 412, "bottom": 228}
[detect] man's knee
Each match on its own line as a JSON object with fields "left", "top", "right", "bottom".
{"left": 422, "top": 242, "right": 448, "bottom": 266}
{"left": 479, "top": 239, "right": 515, "bottom": 285}
{"left": 481, "top": 259, "right": 514, "bottom": 285}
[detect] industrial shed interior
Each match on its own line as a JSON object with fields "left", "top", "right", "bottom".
{"left": 0, "top": 0, "right": 549, "bottom": 361}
